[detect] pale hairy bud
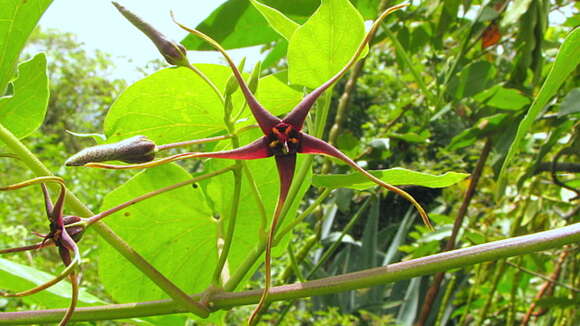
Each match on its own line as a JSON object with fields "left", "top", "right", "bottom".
{"left": 65, "top": 136, "right": 156, "bottom": 166}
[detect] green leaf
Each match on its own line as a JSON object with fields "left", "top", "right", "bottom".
{"left": 352, "top": 0, "right": 380, "bottom": 19}
{"left": 447, "top": 61, "right": 496, "bottom": 100}
{"left": 448, "top": 114, "right": 508, "bottom": 151}
{"left": 251, "top": 0, "right": 299, "bottom": 40}
{"left": 0, "top": 53, "right": 49, "bottom": 139}
{"left": 104, "top": 65, "right": 226, "bottom": 144}
{"left": 262, "top": 40, "right": 288, "bottom": 69}
{"left": 486, "top": 87, "right": 531, "bottom": 110}
{"left": 288, "top": 0, "right": 366, "bottom": 88}
{"left": 312, "top": 168, "right": 469, "bottom": 190}
{"left": 497, "top": 28, "right": 580, "bottom": 196}
{"left": 104, "top": 65, "right": 302, "bottom": 144}
{"left": 254, "top": 71, "right": 303, "bottom": 119}
{"left": 0, "top": 0, "right": 52, "bottom": 94}
{"left": 558, "top": 87, "right": 580, "bottom": 117}
{"left": 0, "top": 257, "right": 105, "bottom": 308}
{"left": 97, "top": 164, "right": 217, "bottom": 302}
{"left": 181, "top": 0, "right": 319, "bottom": 51}
{"left": 181, "top": 0, "right": 279, "bottom": 51}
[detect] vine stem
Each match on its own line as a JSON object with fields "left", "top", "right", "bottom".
{"left": 0, "top": 122, "right": 209, "bottom": 318}
{"left": 1, "top": 223, "right": 578, "bottom": 325}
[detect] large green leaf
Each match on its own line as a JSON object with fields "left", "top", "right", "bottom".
{"left": 313, "top": 168, "right": 469, "bottom": 190}
{"left": 250, "top": 0, "right": 299, "bottom": 40}
{"left": 497, "top": 28, "right": 580, "bottom": 195}
{"left": 201, "top": 129, "right": 312, "bottom": 287}
{"left": 104, "top": 65, "right": 302, "bottom": 144}
{"left": 0, "top": 53, "right": 49, "bottom": 139}
{"left": 0, "top": 257, "right": 104, "bottom": 308}
{"left": 0, "top": 0, "right": 52, "bottom": 94}
{"left": 287, "top": 0, "right": 366, "bottom": 88}
{"left": 104, "top": 65, "right": 227, "bottom": 144}
{"left": 181, "top": 0, "right": 319, "bottom": 51}
{"left": 97, "top": 164, "right": 217, "bottom": 302}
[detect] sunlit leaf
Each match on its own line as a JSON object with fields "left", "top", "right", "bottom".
{"left": 0, "top": 0, "right": 52, "bottom": 94}
{"left": 288, "top": 0, "right": 366, "bottom": 88}
{"left": 97, "top": 164, "right": 217, "bottom": 302}
{"left": 251, "top": 0, "right": 299, "bottom": 40}
{"left": 181, "top": 0, "right": 318, "bottom": 51}
{"left": 313, "top": 168, "right": 469, "bottom": 190}
{"left": 0, "top": 53, "right": 49, "bottom": 139}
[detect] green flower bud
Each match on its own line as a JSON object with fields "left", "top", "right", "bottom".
{"left": 112, "top": 2, "right": 190, "bottom": 67}
{"left": 65, "top": 136, "right": 156, "bottom": 166}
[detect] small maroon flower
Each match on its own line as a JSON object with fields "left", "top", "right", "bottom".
{"left": 1, "top": 178, "right": 82, "bottom": 326}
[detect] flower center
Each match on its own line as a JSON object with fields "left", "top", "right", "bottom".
{"left": 268, "top": 123, "right": 301, "bottom": 155}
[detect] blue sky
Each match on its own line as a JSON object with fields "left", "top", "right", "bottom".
{"left": 39, "top": 0, "right": 261, "bottom": 82}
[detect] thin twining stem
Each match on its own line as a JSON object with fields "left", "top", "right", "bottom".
{"left": 0, "top": 176, "right": 65, "bottom": 191}
{"left": 59, "top": 273, "right": 79, "bottom": 326}
{"left": 86, "top": 165, "right": 237, "bottom": 226}
{"left": 0, "top": 242, "right": 53, "bottom": 254}
{"left": 2, "top": 223, "right": 578, "bottom": 325}
{"left": 213, "top": 166, "right": 243, "bottom": 286}
{"left": 0, "top": 245, "right": 79, "bottom": 297}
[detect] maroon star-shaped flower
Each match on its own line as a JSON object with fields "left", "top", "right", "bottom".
{"left": 0, "top": 178, "right": 82, "bottom": 326}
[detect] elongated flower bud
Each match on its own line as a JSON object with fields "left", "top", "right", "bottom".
{"left": 112, "top": 2, "right": 189, "bottom": 67}
{"left": 65, "top": 136, "right": 156, "bottom": 166}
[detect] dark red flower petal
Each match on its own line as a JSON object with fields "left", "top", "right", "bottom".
{"left": 227, "top": 68, "right": 281, "bottom": 134}
{"left": 53, "top": 185, "right": 66, "bottom": 225}
{"left": 195, "top": 136, "right": 272, "bottom": 160}
{"left": 274, "top": 154, "right": 296, "bottom": 215}
{"left": 41, "top": 184, "right": 54, "bottom": 220}
{"left": 0, "top": 242, "right": 50, "bottom": 255}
